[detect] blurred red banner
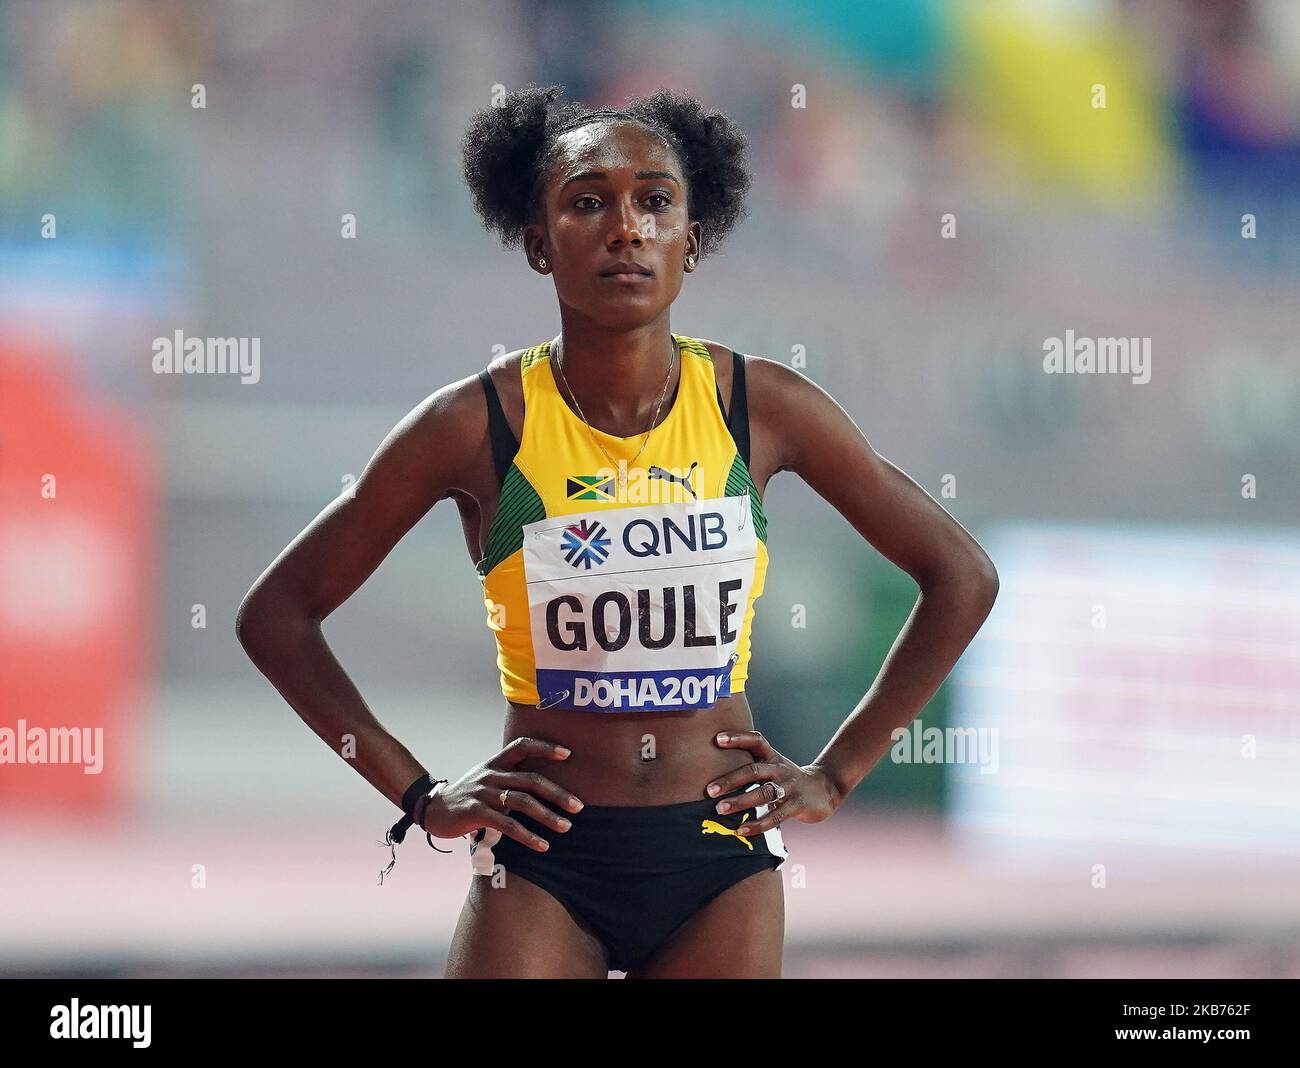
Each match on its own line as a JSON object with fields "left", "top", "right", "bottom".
{"left": 0, "top": 341, "right": 157, "bottom": 816}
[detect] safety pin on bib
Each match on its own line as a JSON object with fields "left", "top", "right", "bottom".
{"left": 713, "top": 651, "right": 741, "bottom": 690}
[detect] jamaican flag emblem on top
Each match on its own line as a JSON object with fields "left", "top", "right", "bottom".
{"left": 566, "top": 474, "right": 617, "bottom": 501}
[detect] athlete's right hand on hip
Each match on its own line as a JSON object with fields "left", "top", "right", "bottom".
{"left": 420, "top": 736, "right": 584, "bottom": 852}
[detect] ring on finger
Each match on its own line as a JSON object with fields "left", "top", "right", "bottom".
{"left": 499, "top": 789, "right": 510, "bottom": 810}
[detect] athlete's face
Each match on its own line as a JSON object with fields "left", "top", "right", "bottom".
{"left": 526, "top": 121, "right": 702, "bottom": 327}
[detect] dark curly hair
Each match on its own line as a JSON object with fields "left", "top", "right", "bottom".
{"left": 460, "top": 85, "right": 751, "bottom": 260}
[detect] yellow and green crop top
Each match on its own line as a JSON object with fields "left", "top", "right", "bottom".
{"left": 473, "top": 334, "right": 769, "bottom": 713}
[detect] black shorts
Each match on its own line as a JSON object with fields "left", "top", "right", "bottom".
{"left": 469, "top": 782, "right": 789, "bottom": 974}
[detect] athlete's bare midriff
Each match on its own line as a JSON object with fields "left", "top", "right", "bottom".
{"left": 503, "top": 694, "right": 760, "bottom": 806}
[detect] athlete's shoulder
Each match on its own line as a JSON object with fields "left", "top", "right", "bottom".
{"left": 703, "top": 347, "right": 838, "bottom": 477}
{"left": 689, "top": 336, "right": 781, "bottom": 377}
{"left": 390, "top": 347, "right": 527, "bottom": 459}
{"left": 481, "top": 344, "right": 531, "bottom": 375}
{"left": 730, "top": 347, "right": 824, "bottom": 396}
{"left": 685, "top": 336, "right": 731, "bottom": 367}
{"left": 690, "top": 338, "right": 798, "bottom": 406}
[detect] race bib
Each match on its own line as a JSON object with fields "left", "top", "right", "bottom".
{"left": 522, "top": 493, "right": 756, "bottom": 711}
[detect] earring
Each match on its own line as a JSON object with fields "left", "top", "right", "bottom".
{"left": 537, "top": 257, "right": 548, "bottom": 270}
{"left": 685, "top": 255, "right": 695, "bottom": 269}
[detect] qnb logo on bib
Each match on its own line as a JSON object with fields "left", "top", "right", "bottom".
{"left": 561, "top": 518, "right": 611, "bottom": 569}
{"left": 523, "top": 494, "right": 757, "bottom": 711}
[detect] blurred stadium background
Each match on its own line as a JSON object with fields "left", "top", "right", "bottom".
{"left": 2, "top": 0, "right": 1298, "bottom": 978}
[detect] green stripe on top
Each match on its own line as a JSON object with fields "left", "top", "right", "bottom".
{"left": 526, "top": 334, "right": 708, "bottom": 368}
{"left": 674, "top": 334, "right": 711, "bottom": 362}
{"left": 725, "top": 453, "right": 767, "bottom": 543}
{"left": 521, "top": 342, "right": 549, "bottom": 372}
{"left": 476, "top": 462, "right": 546, "bottom": 579}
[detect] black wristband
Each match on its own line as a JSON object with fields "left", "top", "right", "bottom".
{"left": 414, "top": 789, "right": 437, "bottom": 833}
{"left": 400, "top": 773, "right": 435, "bottom": 821}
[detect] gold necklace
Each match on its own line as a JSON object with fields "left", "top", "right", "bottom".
{"left": 552, "top": 335, "right": 678, "bottom": 496}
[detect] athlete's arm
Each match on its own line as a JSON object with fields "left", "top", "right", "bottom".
{"left": 748, "top": 356, "right": 1000, "bottom": 804}
{"left": 234, "top": 375, "right": 578, "bottom": 847}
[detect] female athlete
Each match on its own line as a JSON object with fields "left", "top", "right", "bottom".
{"left": 235, "top": 85, "right": 999, "bottom": 979}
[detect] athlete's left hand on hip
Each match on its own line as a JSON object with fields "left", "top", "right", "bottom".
{"left": 706, "top": 730, "right": 840, "bottom": 834}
